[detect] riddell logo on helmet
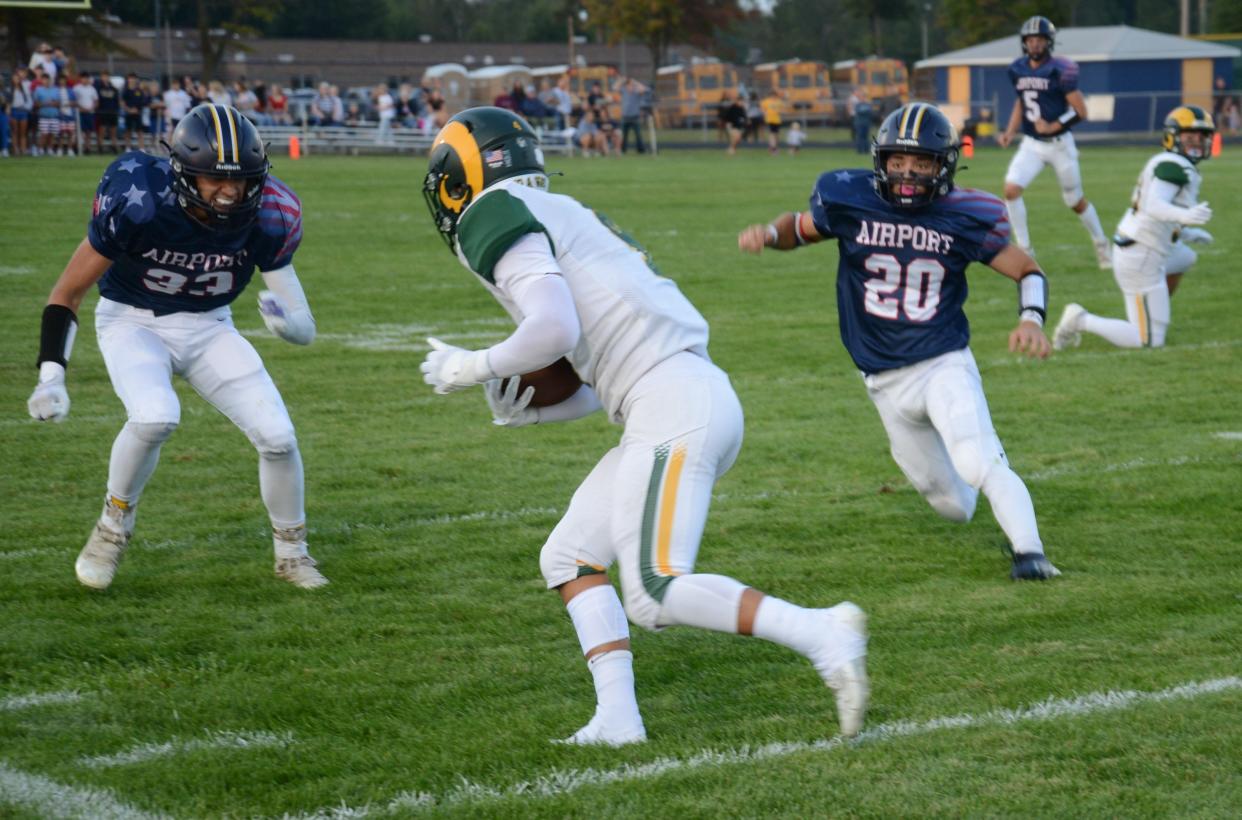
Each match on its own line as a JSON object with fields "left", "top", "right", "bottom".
{"left": 896, "top": 137, "right": 920, "bottom": 145}
{"left": 214, "top": 162, "right": 242, "bottom": 171}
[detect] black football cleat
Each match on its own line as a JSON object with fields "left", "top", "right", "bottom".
{"left": 1011, "top": 552, "right": 1062, "bottom": 581}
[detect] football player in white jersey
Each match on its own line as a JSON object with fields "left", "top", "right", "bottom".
{"left": 997, "top": 16, "right": 1112, "bottom": 268}
{"left": 1053, "top": 106, "right": 1214, "bottom": 350}
{"left": 418, "top": 107, "right": 869, "bottom": 745}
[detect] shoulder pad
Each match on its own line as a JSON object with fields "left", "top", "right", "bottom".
{"left": 1153, "top": 160, "right": 1191, "bottom": 186}
{"left": 457, "top": 189, "right": 545, "bottom": 283}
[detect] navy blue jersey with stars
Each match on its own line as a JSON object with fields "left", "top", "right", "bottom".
{"left": 1007, "top": 56, "right": 1079, "bottom": 138}
{"left": 808, "top": 169, "right": 1011, "bottom": 374}
{"left": 87, "top": 152, "right": 303, "bottom": 315}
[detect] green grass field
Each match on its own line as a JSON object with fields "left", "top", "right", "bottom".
{"left": 1, "top": 143, "right": 1240, "bottom": 818}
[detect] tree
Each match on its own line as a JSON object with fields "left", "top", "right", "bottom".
{"left": 192, "top": 0, "right": 281, "bottom": 82}
{"left": 842, "top": 0, "right": 911, "bottom": 56}
{"left": 937, "top": 0, "right": 1071, "bottom": 50}
{"left": 582, "top": 0, "right": 749, "bottom": 85}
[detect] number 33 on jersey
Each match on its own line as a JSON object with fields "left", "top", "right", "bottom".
{"left": 88, "top": 152, "right": 303, "bottom": 315}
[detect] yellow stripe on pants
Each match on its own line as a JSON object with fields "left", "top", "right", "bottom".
{"left": 656, "top": 444, "right": 687, "bottom": 576}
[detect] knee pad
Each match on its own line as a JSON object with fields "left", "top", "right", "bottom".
{"left": 1061, "top": 186, "right": 1085, "bottom": 208}
{"left": 252, "top": 426, "right": 298, "bottom": 459}
{"left": 622, "top": 592, "right": 663, "bottom": 632}
{"left": 926, "top": 486, "right": 978, "bottom": 523}
{"left": 947, "top": 440, "right": 991, "bottom": 490}
{"left": 125, "top": 420, "right": 178, "bottom": 444}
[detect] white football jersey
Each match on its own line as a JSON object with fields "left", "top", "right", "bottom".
{"left": 455, "top": 180, "right": 709, "bottom": 422}
{"left": 1116, "top": 151, "right": 1202, "bottom": 256}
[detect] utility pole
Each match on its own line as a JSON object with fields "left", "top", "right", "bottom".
{"left": 1180, "top": 0, "right": 1190, "bottom": 36}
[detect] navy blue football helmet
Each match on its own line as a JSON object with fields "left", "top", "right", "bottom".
{"left": 1020, "top": 16, "right": 1056, "bottom": 57}
{"left": 165, "top": 103, "right": 269, "bottom": 229}
{"left": 872, "top": 102, "right": 959, "bottom": 207}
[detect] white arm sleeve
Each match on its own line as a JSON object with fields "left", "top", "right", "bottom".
{"left": 535, "top": 383, "right": 603, "bottom": 424}
{"left": 260, "top": 265, "right": 316, "bottom": 345}
{"left": 484, "top": 233, "right": 581, "bottom": 378}
{"left": 1141, "top": 178, "right": 1198, "bottom": 224}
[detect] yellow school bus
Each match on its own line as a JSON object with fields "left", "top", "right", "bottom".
{"left": 831, "top": 57, "right": 910, "bottom": 116}
{"left": 751, "top": 60, "right": 837, "bottom": 121}
{"left": 655, "top": 61, "right": 740, "bottom": 127}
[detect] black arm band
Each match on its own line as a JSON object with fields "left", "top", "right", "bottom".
{"left": 37, "top": 304, "right": 78, "bottom": 368}
{"left": 1018, "top": 272, "right": 1048, "bottom": 323}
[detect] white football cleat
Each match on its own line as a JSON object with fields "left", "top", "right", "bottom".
{"left": 555, "top": 712, "right": 647, "bottom": 747}
{"left": 273, "top": 523, "right": 328, "bottom": 588}
{"left": 811, "top": 602, "right": 870, "bottom": 738}
{"left": 1052, "top": 303, "right": 1087, "bottom": 351}
{"left": 274, "top": 555, "right": 330, "bottom": 589}
{"left": 75, "top": 498, "right": 135, "bottom": 590}
{"left": 1094, "top": 240, "right": 1113, "bottom": 270}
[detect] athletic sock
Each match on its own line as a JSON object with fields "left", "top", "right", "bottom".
{"left": 1006, "top": 196, "right": 1031, "bottom": 249}
{"left": 980, "top": 465, "right": 1043, "bottom": 555}
{"left": 1082, "top": 313, "right": 1142, "bottom": 348}
{"left": 1078, "top": 202, "right": 1108, "bottom": 245}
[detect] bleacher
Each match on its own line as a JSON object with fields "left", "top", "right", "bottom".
{"left": 260, "top": 124, "right": 576, "bottom": 156}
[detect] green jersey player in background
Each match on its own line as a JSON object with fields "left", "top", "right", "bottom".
{"left": 1053, "top": 106, "right": 1215, "bottom": 350}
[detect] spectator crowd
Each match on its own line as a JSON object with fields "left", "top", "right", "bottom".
{"left": 8, "top": 40, "right": 1233, "bottom": 161}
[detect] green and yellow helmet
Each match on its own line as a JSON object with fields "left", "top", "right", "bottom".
{"left": 1162, "top": 105, "right": 1215, "bottom": 163}
{"left": 423, "top": 106, "right": 547, "bottom": 248}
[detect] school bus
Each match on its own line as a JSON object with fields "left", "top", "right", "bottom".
{"left": 655, "top": 61, "right": 741, "bottom": 127}
{"left": 830, "top": 57, "right": 910, "bottom": 117}
{"left": 750, "top": 59, "right": 838, "bottom": 122}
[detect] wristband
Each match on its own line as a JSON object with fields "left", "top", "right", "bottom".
{"left": 1019, "top": 309, "right": 1044, "bottom": 328}
{"left": 765, "top": 224, "right": 779, "bottom": 247}
{"left": 1017, "top": 272, "right": 1047, "bottom": 323}
{"left": 1056, "top": 110, "right": 1081, "bottom": 130}
{"left": 37, "top": 304, "right": 78, "bottom": 368}
{"left": 792, "top": 212, "right": 808, "bottom": 246}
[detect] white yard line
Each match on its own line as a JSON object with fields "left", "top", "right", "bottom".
{"left": 293, "top": 676, "right": 1242, "bottom": 817}
{"left": 0, "top": 762, "right": 159, "bottom": 820}
{"left": 78, "top": 730, "right": 294, "bottom": 769}
{"left": 1212, "top": 432, "right": 1242, "bottom": 441}
{"left": 0, "top": 691, "right": 84, "bottom": 712}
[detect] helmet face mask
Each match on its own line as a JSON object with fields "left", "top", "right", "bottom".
{"left": 165, "top": 103, "right": 269, "bottom": 230}
{"left": 872, "top": 103, "right": 959, "bottom": 208}
{"left": 424, "top": 107, "right": 547, "bottom": 249}
{"left": 1020, "top": 16, "right": 1056, "bottom": 60}
{"left": 1162, "top": 105, "right": 1215, "bottom": 163}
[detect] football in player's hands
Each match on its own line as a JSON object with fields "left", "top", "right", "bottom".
{"left": 500, "top": 357, "right": 582, "bottom": 407}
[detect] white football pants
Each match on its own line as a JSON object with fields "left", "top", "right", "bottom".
{"left": 863, "top": 348, "right": 1042, "bottom": 554}
{"left": 1005, "top": 133, "right": 1085, "bottom": 206}
{"left": 539, "top": 351, "right": 745, "bottom": 630}
{"left": 95, "top": 297, "right": 305, "bottom": 528}
{"left": 1084, "top": 240, "right": 1196, "bottom": 348}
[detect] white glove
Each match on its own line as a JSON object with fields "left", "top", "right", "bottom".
{"left": 258, "top": 290, "right": 315, "bottom": 345}
{"left": 484, "top": 377, "right": 538, "bottom": 427}
{"left": 258, "top": 289, "right": 290, "bottom": 336}
{"left": 420, "top": 336, "right": 495, "bottom": 394}
{"left": 1179, "top": 226, "right": 1213, "bottom": 245}
{"left": 28, "top": 361, "right": 70, "bottom": 422}
{"left": 1183, "top": 202, "right": 1212, "bottom": 226}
